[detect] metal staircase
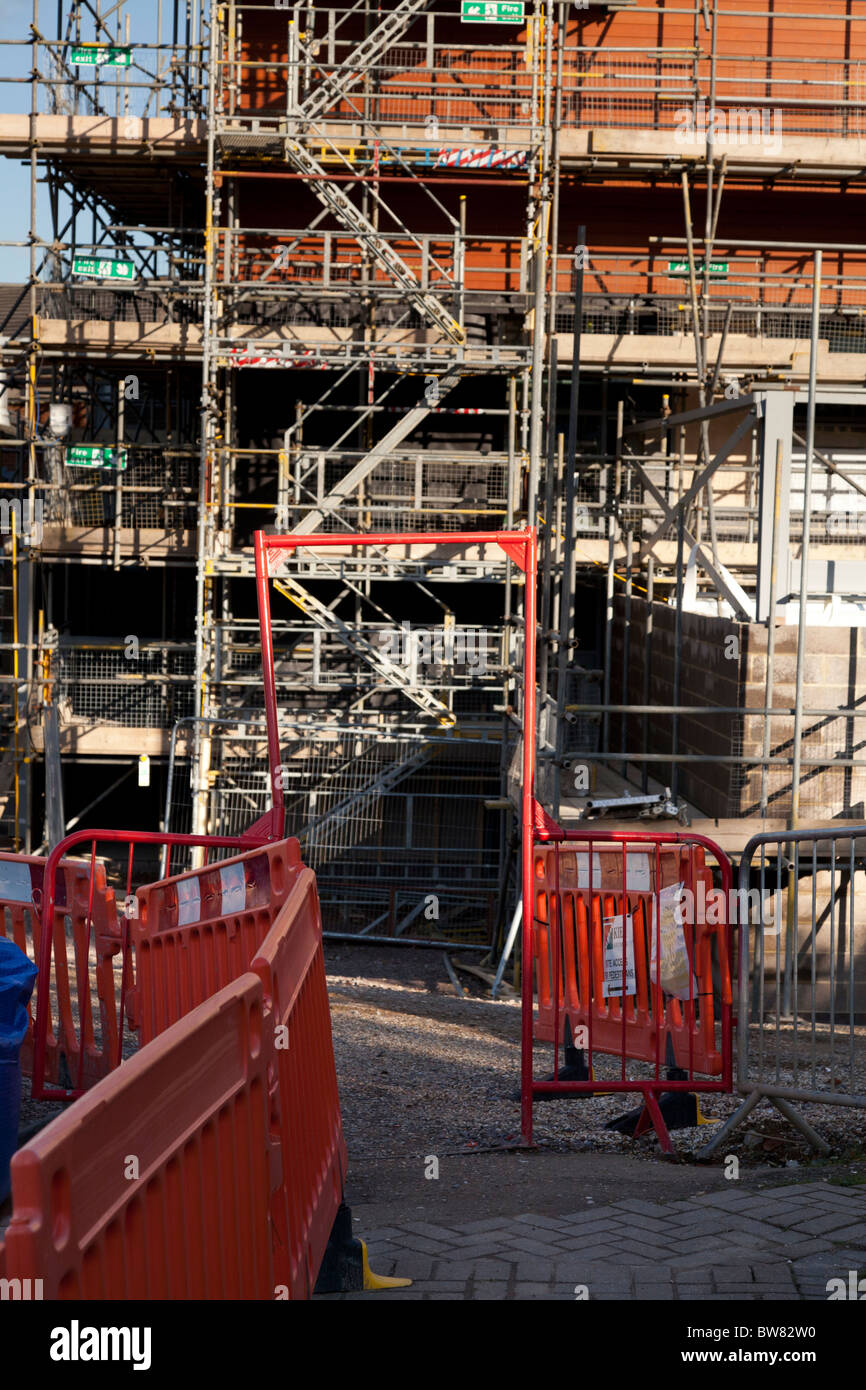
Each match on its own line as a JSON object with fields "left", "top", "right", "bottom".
{"left": 288, "top": 0, "right": 432, "bottom": 130}
{"left": 282, "top": 0, "right": 464, "bottom": 344}
{"left": 291, "top": 373, "right": 461, "bottom": 533}
{"left": 272, "top": 573, "right": 456, "bottom": 726}
{"left": 281, "top": 139, "right": 464, "bottom": 344}
{"left": 293, "top": 740, "right": 434, "bottom": 866}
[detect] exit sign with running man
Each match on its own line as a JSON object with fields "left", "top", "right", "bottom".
{"left": 461, "top": 2, "right": 525, "bottom": 21}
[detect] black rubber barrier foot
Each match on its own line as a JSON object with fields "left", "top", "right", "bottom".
{"left": 314, "top": 1202, "right": 412, "bottom": 1294}
{"left": 538, "top": 1045, "right": 593, "bottom": 1097}
{"left": 510, "top": 1047, "right": 593, "bottom": 1101}
{"left": 606, "top": 1091, "right": 705, "bottom": 1136}
{"left": 314, "top": 1202, "right": 364, "bottom": 1293}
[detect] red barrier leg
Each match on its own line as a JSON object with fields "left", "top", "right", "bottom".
{"left": 636, "top": 1087, "right": 675, "bottom": 1156}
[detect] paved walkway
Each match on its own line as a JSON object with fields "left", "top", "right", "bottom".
{"left": 321, "top": 1182, "right": 866, "bottom": 1300}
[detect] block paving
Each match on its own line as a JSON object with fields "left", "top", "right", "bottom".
{"left": 318, "top": 1182, "right": 866, "bottom": 1301}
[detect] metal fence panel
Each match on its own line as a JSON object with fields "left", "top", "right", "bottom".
{"left": 700, "top": 825, "right": 866, "bottom": 1157}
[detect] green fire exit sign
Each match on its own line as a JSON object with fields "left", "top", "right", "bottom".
{"left": 72, "top": 257, "right": 136, "bottom": 281}
{"left": 71, "top": 45, "right": 132, "bottom": 67}
{"left": 668, "top": 260, "right": 729, "bottom": 277}
{"left": 66, "top": 445, "right": 128, "bottom": 470}
{"left": 461, "top": 2, "right": 525, "bottom": 21}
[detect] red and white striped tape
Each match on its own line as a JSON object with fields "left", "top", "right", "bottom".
{"left": 381, "top": 406, "right": 485, "bottom": 414}
{"left": 227, "top": 348, "right": 328, "bottom": 369}
{"left": 435, "top": 146, "right": 527, "bottom": 170}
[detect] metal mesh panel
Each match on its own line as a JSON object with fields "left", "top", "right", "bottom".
{"left": 561, "top": 53, "right": 694, "bottom": 130}
{"left": 38, "top": 287, "right": 203, "bottom": 324}
{"left": 118, "top": 454, "right": 197, "bottom": 529}
{"left": 56, "top": 645, "right": 195, "bottom": 728}
{"left": 52, "top": 450, "right": 197, "bottom": 531}
{"left": 282, "top": 733, "right": 426, "bottom": 867}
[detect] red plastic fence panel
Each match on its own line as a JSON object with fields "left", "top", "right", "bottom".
{"left": 0, "top": 858, "right": 349, "bottom": 1301}
{"left": 251, "top": 864, "right": 347, "bottom": 1300}
{"left": 1, "top": 974, "right": 273, "bottom": 1300}
{"left": 530, "top": 831, "right": 734, "bottom": 1143}
{"left": 131, "top": 838, "right": 302, "bottom": 1044}
{"left": 0, "top": 854, "right": 120, "bottom": 1088}
{"left": 31, "top": 827, "right": 277, "bottom": 1101}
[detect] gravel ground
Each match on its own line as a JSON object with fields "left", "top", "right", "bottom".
{"left": 326, "top": 943, "right": 866, "bottom": 1170}
{"left": 13, "top": 938, "right": 866, "bottom": 1174}
{"left": 6, "top": 939, "right": 864, "bottom": 1248}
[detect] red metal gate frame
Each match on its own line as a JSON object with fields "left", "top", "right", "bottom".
{"left": 254, "top": 526, "right": 538, "bottom": 1136}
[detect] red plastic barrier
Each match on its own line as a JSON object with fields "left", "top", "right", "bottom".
{"left": 0, "top": 853, "right": 120, "bottom": 1089}
{"left": 1, "top": 974, "right": 273, "bottom": 1299}
{"left": 131, "top": 838, "right": 303, "bottom": 1044}
{"left": 31, "top": 825, "right": 279, "bottom": 1101}
{"left": 251, "top": 863, "right": 346, "bottom": 1300}
{"left": 534, "top": 839, "right": 729, "bottom": 1074}
{"left": 530, "top": 826, "right": 733, "bottom": 1151}
{"left": 1, "top": 852, "right": 348, "bottom": 1301}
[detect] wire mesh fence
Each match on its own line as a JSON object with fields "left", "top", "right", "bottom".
{"left": 41, "top": 448, "right": 198, "bottom": 531}
{"left": 553, "top": 252, "right": 866, "bottom": 354}
{"left": 55, "top": 643, "right": 195, "bottom": 729}
{"left": 559, "top": 50, "right": 866, "bottom": 140}
{"left": 283, "top": 451, "right": 511, "bottom": 536}
{"left": 215, "top": 6, "right": 540, "bottom": 141}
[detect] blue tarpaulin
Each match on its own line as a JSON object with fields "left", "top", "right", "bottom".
{"left": 0, "top": 935, "right": 39, "bottom": 1204}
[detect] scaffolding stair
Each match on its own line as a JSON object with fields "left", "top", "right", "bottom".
{"left": 282, "top": 139, "right": 464, "bottom": 344}
{"left": 283, "top": 3, "right": 463, "bottom": 344}
{"left": 290, "top": 0, "right": 433, "bottom": 130}
{"left": 292, "top": 372, "right": 461, "bottom": 533}
{"left": 297, "top": 740, "right": 434, "bottom": 857}
{"left": 272, "top": 574, "right": 455, "bottom": 727}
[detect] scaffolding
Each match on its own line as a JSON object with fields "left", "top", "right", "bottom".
{"left": 2, "top": 0, "right": 866, "bottom": 901}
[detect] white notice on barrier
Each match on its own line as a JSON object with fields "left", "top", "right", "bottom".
{"left": 0, "top": 859, "right": 33, "bottom": 904}
{"left": 176, "top": 877, "right": 201, "bottom": 927}
{"left": 625, "top": 853, "right": 651, "bottom": 890}
{"left": 575, "top": 852, "right": 603, "bottom": 888}
{"left": 602, "top": 913, "right": 636, "bottom": 997}
{"left": 575, "top": 851, "right": 651, "bottom": 890}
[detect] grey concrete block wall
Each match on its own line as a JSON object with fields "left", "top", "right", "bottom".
{"left": 607, "top": 601, "right": 866, "bottom": 1013}
{"left": 609, "top": 599, "right": 866, "bottom": 822}
{"left": 608, "top": 596, "right": 745, "bottom": 819}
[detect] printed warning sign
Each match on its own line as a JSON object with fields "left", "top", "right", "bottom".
{"left": 602, "top": 913, "right": 636, "bottom": 997}
{"left": 650, "top": 881, "right": 697, "bottom": 1000}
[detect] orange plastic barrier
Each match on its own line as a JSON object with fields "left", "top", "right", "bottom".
{"left": 0, "top": 853, "right": 347, "bottom": 1301}
{"left": 130, "top": 838, "right": 302, "bottom": 1043}
{"left": 0, "top": 854, "right": 120, "bottom": 1088}
{"left": 251, "top": 863, "right": 346, "bottom": 1299}
{"left": 533, "top": 840, "right": 731, "bottom": 1077}
{"left": 1, "top": 974, "right": 273, "bottom": 1299}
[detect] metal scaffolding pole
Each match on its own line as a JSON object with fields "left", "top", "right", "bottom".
{"left": 790, "top": 249, "right": 823, "bottom": 833}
